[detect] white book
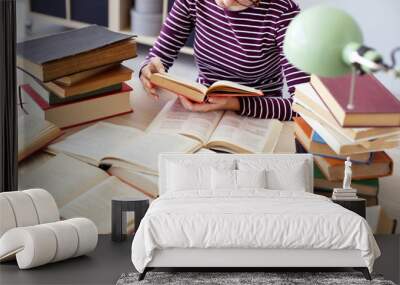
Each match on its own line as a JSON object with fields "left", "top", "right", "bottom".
{"left": 48, "top": 121, "right": 200, "bottom": 175}
{"left": 334, "top": 188, "right": 358, "bottom": 193}
{"left": 332, "top": 195, "right": 359, "bottom": 200}
{"left": 19, "top": 154, "right": 152, "bottom": 234}
{"left": 296, "top": 108, "right": 399, "bottom": 155}
{"left": 147, "top": 98, "right": 283, "bottom": 154}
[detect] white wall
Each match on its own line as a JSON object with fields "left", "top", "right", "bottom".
{"left": 298, "top": 0, "right": 400, "bottom": 232}
{"left": 297, "top": 0, "right": 400, "bottom": 97}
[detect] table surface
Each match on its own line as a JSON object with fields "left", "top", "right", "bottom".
{"left": 1, "top": 235, "right": 398, "bottom": 285}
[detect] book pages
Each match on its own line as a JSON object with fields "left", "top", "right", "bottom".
{"left": 18, "top": 115, "right": 62, "bottom": 161}
{"left": 19, "top": 153, "right": 109, "bottom": 208}
{"left": 108, "top": 168, "right": 159, "bottom": 198}
{"left": 49, "top": 122, "right": 200, "bottom": 174}
{"left": 147, "top": 99, "right": 224, "bottom": 144}
{"left": 105, "top": 131, "right": 201, "bottom": 174}
{"left": 208, "top": 111, "right": 283, "bottom": 153}
{"left": 48, "top": 122, "right": 144, "bottom": 165}
{"left": 60, "top": 176, "right": 149, "bottom": 234}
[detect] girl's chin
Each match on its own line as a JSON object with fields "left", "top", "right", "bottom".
{"left": 215, "top": 0, "right": 248, "bottom": 11}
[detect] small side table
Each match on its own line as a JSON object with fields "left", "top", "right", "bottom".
{"left": 332, "top": 198, "right": 366, "bottom": 218}
{"left": 112, "top": 197, "right": 149, "bottom": 242}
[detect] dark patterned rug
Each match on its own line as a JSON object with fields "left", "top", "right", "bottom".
{"left": 116, "top": 271, "right": 395, "bottom": 285}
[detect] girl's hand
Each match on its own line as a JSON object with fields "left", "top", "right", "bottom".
{"left": 179, "top": 96, "right": 240, "bottom": 112}
{"left": 140, "top": 57, "right": 165, "bottom": 99}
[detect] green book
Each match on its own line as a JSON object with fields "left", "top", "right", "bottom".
{"left": 46, "top": 84, "right": 123, "bottom": 105}
{"left": 313, "top": 163, "right": 379, "bottom": 196}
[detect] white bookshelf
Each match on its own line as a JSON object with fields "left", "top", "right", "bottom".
{"left": 29, "top": 0, "right": 194, "bottom": 55}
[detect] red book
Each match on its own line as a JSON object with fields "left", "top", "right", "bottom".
{"left": 20, "top": 83, "right": 133, "bottom": 129}
{"left": 311, "top": 74, "right": 400, "bottom": 127}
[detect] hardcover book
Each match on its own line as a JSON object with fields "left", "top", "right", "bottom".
{"left": 150, "top": 73, "right": 263, "bottom": 103}
{"left": 20, "top": 71, "right": 122, "bottom": 105}
{"left": 16, "top": 25, "right": 137, "bottom": 81}
{"left": 310, "top": 74, "right": 400, "bottom": 127}
{"left": 293, "top": 105, "right": 400, "bottom": 154}
{"left": 44, "top": 65, "right": 133, "bottom": 98}
{"left": 20, "top": 83, "right": 133, "bottom": 129}
{"left": 54, "top": 64, "right": 119, "bottom": 86}
{"left": 314, "top": 151, "right": 393, "bottom": 181}
{"left": 293, "top": 83, "right": 400, "bottom": 141}
{"left": 313, "top": 164, "right": 379, "bottom": 197}
{"left": 293, "top": 117, "right": 372, "bottom": 163}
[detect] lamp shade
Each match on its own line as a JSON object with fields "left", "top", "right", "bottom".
{"left": 283, "top": 5, "right": 363, "bottom": 77}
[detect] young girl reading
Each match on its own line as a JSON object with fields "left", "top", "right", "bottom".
{"left": 140, "top": 0, "right": 309, "bottom": 121}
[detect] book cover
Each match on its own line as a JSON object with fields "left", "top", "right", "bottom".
{"left": 20, "top": 83, "right": 133, "bottom": 129}
{"left": 314, "top": 151, "right": 393, "bottom": 181}
{"left": 294, "top": 84, "right": 400, "bottom": 140}
{"left": 16, "top": 25, "right": 133, "bottom": 65}
{"left": 311, "top": 74, "right": 400, "bottom": 127}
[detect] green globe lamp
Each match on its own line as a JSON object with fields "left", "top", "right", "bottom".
{"left": 283, "top": 5, "right": 399, "bottom": 109}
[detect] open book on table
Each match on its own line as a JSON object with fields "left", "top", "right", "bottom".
{"left": 19, "top": 154, "right": 151, "bottom": 234}
{"left": 47, "top": 122, "right": 200, "bottom": 175}
{"left": 146, "top": 99, "right": 283, "bottom": 154}
{"left": 150, "top": 73, "right": 263, "bottom": 103}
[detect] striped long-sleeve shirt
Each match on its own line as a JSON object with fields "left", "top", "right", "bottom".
{"left": 143, "top": 0, "right": 310, "bottom": 120}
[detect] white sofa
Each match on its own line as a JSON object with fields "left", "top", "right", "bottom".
{"left": 131, "top": 154, "right": 380, "bottom": 281}
{"left": 0, "top": 189, "right": 97, "bottom": 269}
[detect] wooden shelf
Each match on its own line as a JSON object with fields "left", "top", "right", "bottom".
{"left": 30, "top": 0, "right": 195, "bottom": 57}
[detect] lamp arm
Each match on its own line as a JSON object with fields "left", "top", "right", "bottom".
{"left": 344, "top": 43, "right": 400, "bottom": 78}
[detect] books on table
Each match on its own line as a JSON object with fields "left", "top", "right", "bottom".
{"left": 20, "top": 83, "right": 133, "bottom": 129}
{"left": 147, "top": 98, "right": 283, "bottom": 154}
{"left": 150, "top": 73, "right": 263, "bottom": 103}
{"left": 43, "top": 65, "right": 133, "bottom": 98}
{"left": 310, "top": 74, "right": 400, "bottom": 127}
{"left": 17, "top": 26, "right": 137, "bottom": 130}
{"left": 293, "top": 83, "right": 400, "bottom": 142}
{"left": 47, "top": 121, "right": 200, "bottom": 175}
{"left": 331, "top": 188, "right": 358, "bottom": 200}
{"left": 19, "top": 154, "right": 150, "bottom": 234}
{"left": 18, "top": 115, "right": 63, "bottom": 161}
{"left": 54, "top": 64, "right": 118, "bottom": 86}
{"left": 313, "top": 164, "right": 379, "bottom": 197}
{"left": 16, "top": 25, "right": 137, "bottom": 82}
{"left": 294, "top": 116, "right": 372, "bottom": 163}
{"left": 293, "top": 108, "right": 400, "bottom": 155}
{"left": 314, "top": 151, "right": 393, "bottom": 181}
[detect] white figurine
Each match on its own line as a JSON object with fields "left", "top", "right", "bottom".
{"left": 343, "top": 157, "right": 352, "bottom": 190}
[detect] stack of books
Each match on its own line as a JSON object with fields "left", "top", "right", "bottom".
{"left": 293, "top": 74, "right": 400, "bottom": 202}
{"left": 17, "top": 25, "right": 137, "bottom": 129}
{"left": 331, "top": 189, "right": 358, "bottom": 200}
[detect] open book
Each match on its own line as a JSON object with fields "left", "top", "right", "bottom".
{"left": 147, "top": 99, "right": 283, "bottom": 154}
{"left": 18, "top": 115, "right": 63, "bottom": 161}
{"left": 19, "top": 154, "right": 150, "bottom": 234}
{"left": 150, "top": 73, "right": 263, "bottom": 103}
{"left": 47, "top": 122, "right": 200, "bottom": 175}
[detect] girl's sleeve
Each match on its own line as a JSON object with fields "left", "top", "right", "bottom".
{"left": 139, "top": 0, "right": 195, "bottom": 73}
{"left": 237, "top": 1, "right": 310, "bottom": 121}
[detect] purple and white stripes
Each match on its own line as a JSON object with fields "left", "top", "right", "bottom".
{"left": 143, "top": 0, "right": 310, "bottom": 120}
